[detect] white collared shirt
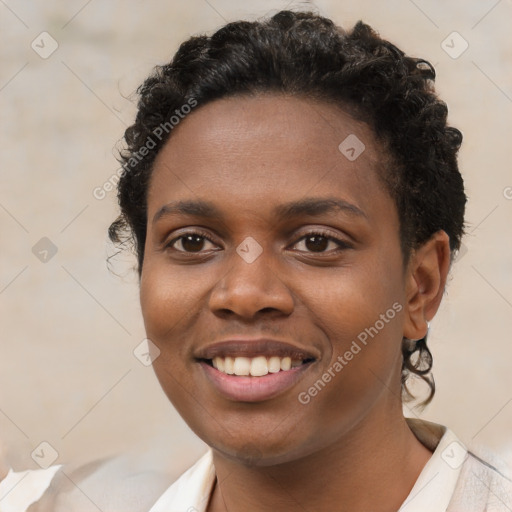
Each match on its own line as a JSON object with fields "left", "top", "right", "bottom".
{"left": 0, "top": 465, "right": 61, "bottom": 512}
{"left": 148, "top": 419, "right": 469, "bottom": 512}
{"left": 7, "top": 419, "right": 510, "bottom": 511}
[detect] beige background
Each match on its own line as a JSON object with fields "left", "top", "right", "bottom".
{"left": 1, "top": 0, "right": 511, "bottom": 479}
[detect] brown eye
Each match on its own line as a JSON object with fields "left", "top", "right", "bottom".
{"left": 293, "top": 231, "right": 351, "bottom": 254}
{"left": 303, "top": 235, "right": 329, "bottom": 252}
{"left": 166, "top": 232, "right": 217, "bottom": 253}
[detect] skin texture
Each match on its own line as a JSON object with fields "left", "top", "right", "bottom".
{"left": 139, "top": 94, "right": 451, "bottom": 511}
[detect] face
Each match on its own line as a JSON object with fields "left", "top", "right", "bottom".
{"left": 140, "top": 94, "right": 410, "bottom": 465}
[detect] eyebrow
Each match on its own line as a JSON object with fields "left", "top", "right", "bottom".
{"left": 152, "top": 197, "right": 367, "bottom": 226}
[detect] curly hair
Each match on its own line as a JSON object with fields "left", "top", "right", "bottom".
{"left": 109, "top": 10, "right": 466, "bottom": 407}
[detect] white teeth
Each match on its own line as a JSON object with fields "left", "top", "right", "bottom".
{"left": 213, "top": 357, "right": 224, "bottom": 372}
{"left": 224, "top": 356, "right": 234, "bottom": 374}
{"left": 233, "top": 356, "right": 251, "bottom": 376}
{"left": 268, "top": 356, "right": 281, "bottom": 373}
{"left": 211, "top": 355, "right": 306, "bottom": 376}
{"left": 250, "top": 356, "right": 269, "bottom": 377}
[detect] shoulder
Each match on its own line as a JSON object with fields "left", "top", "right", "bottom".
{"left": 0, "top": 465, "right": 61, "bottom": 512}
{"left": 448, "top": 444, "right": 512, "bottom": 511}
{"left": 32, "top": 455, "right": 175, "bottom": 512}
{"left": 406, "top": 418, "right": 512, "bottom": 511}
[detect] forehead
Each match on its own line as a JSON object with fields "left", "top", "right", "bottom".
{"left": 147, "top": 94, "right": 394, "bottom": 226}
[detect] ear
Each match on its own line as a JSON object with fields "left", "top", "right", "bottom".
{"left": 403, "top": 230, "right": 451, "bottom": 340}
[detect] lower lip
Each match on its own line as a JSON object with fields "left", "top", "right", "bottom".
{"left": 199, "top": 361, "right": 313, "bottom": 402}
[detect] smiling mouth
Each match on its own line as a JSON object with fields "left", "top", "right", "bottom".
{"left": 200, "top": 356, "right": 316, "bottom": 377}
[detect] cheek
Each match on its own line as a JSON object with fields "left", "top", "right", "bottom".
{"left": 139, "top": 260, "right": 218, "bottom": 401}
{"left": 139, "top": 265, "right": 198, "bottom": 408}
{"left": 140, "top": 261, "right": 205, "bottom": 340}
{"left": 305, "top": 253, "right": 404, "bottom": 339}
{"left": 300, "top": 256, "right": 405, "bottom": 404}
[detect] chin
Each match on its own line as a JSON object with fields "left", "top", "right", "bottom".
{"left": 208, "top": 431, "right": 323, "bottom": 467}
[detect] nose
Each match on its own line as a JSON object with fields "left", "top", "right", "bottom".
{"left": 208, "top": 242, "right": 295, "bottom": 320}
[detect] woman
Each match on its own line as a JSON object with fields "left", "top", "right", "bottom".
{"left": 49, "top": 9, "right": 511, "bottom": 511}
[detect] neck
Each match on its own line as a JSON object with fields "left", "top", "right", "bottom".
{"left": 207, "top": 405, "right": 432, "bottom": 512}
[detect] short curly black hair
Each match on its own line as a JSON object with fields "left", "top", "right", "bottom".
{"left": 109, "top": 10, "right": 466, "bottom": 407}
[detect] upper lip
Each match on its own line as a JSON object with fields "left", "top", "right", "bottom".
{"left": 195, "top": 338, "right": 319, "bottom": 361}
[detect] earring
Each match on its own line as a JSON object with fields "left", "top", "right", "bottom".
{"left": 403, "top": 321, "right": 430, "bottom": 352}
{"left": 403, "top": 337, "right": 417, "bottom": 351}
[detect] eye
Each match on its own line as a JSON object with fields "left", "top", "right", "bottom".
{"left": 292, "top": 230, "right": 352, "bottom": 254}
{"left": 165, "top": 230, "right": 218, "bottom": 253}
{"left": 164, "top": 229, "right": 352, "bottom": 255}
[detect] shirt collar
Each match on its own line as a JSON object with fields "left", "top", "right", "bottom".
{"left": 399, "top": 418, "right": 467, "bottom": 511}
{"left": 149, "top": 418, "right": 465, "bottom": 512}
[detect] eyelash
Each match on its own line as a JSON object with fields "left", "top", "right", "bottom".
{"left": 164, "top": 229, "right": 351, "bottom": 255}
